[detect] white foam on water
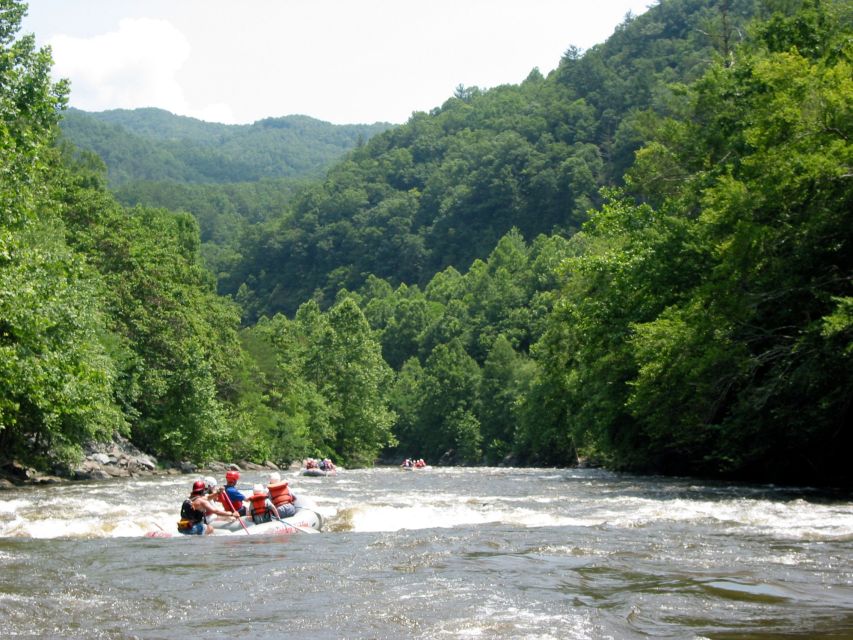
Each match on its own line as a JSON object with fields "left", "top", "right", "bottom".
{"left": 0, "top": 498, "right": 31, "bottom": 514}
{"left": 344, "top": 504, "right": 494, "bottom": 532}
{"left": 580, "top": 495, "right": 853, "bottom": 541}
{"left": 2, "top": 470, "right": 852, "bottom": 542}
{"left": 17, "top": 516, "right": 105, "bottom": 539}
{"left": 432, "top": 595, "right": 614, "bottom": 640}
{"left": 332, "top": 499, "right": 601, "bottom": 532}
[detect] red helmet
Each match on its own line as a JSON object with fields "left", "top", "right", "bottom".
{"left": 191, "top": 480, "right": 206, "bottom": 494}
{"left": 225, "top": 470, "right": 240, "bottom": 484}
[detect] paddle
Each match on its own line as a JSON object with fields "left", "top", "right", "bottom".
{"left": 220, "top": 489, "right": 250, "bottom": 535}
{"left": 262, "top": 500, "right": 319, "bottom": 534}
{"left": 267, "top": 501, "right": 318, "bottom": 534}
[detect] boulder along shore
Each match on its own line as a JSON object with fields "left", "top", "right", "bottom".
{"left": 0, "top": 434, "right": 286, "bottom": 489}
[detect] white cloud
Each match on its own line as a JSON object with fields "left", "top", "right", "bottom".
{"left": 191, "top": 102, "right": 238, "bottom": 125}
{"left": 49, "top": 17, "right": 191, "bottom": 115}
{"left": 31, "top": 1, "right": 655, "bottom": 125}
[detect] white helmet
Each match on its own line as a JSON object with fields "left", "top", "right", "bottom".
{"left": 267, "top": 471, "right": 281, "bottom": 484}
{"left": 253, "top": 483, "right": 266, "bottom": 495}
{"left": 204, "top": 476, "right": 217, "bottom": 491}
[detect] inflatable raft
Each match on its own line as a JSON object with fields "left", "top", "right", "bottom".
{"left": 147, "top": 496, "right": 323, "bottom": 538}
{"left": 302, "top": 468, "right": 335, "bottom": 477}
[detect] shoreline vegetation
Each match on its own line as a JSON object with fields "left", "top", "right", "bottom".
{"left": 0, "top": 435, "right": 604, "bottom": 489}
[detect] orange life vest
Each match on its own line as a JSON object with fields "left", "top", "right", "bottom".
{"left": 249, "top": 493, "right": 269, "bottom": 514}
{"left": 248, "top": 492, "right": 275, "bottom": 524}
{"left": 268, "top": 481, "right": 294, "bottom": 507}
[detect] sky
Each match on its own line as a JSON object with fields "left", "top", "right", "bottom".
{"left": 21, "top": 1, "right": 653, "bottom": 126}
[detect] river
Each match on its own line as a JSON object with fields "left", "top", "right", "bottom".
{"left": 0, "top": 467, "right": 851, "bottom": 639}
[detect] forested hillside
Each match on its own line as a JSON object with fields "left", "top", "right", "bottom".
{"left": 60, "top": 108, "right": 392, "bottom": 185}
{"left": 2, "top": 0, "right": 850, "bottom": 487}
{"left": 221, "top": 0, "right": 766, "bottom": 318}
{"left": 59, "top": 108, "right": 392, "bottom": 275}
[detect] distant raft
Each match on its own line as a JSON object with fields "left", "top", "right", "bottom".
{"left": 301, "top": 458, "right": 338, "bottom": 477}
{"left": 400, "top": 458, "right": 430, "bottom": 471}
{"left": 302, "top": 468, "right": 335, "bottom": 477}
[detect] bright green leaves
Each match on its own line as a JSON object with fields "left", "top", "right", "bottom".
{"left": 315, "top": 299, "right": 397, "bottom": 466}
{"left": 0, "top": 224, "right": 123, "bottom": 464}
{"left": 417, "top": 339, "right": 482, "bottom": 463}
{"left": 822, "top": 296, "right": 853, "bottom": 355}
{"left": 241, "top": 299, "right": 396, "bottom": 468}
{"left": 0, "top": 1, "right": 122, "bottom": 467}
{"left": 359, "top": 229, "right": 572, "bottom": 465}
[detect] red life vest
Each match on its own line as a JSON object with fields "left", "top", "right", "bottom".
{"left": 218, "top": 487, "right": 243, "bottom": 512}
{"left": 268, "top": 481, "right": 294, "bottom": 507}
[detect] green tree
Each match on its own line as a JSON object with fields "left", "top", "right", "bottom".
{"left": 479, "top": 335, "right": 531, "bottom": 464}
{"left": 302, "top": 299, "right": 397, "bottom": 466}
{"left": 387, "top": 356, "right": 425, "bottom": 458}
{"left": 417, "top": 339, "right": 482, "bottom": 463}
{"left": 1, "top": 0, "right": 122, "bottom": 467}
{"left": 625, "top": 1, "right": 853, "bottom": 481}
{"left": 243, "top": 314, "right": 330, "bottom": 464}
{"left": 531, "top": 0, "right": 852, "bottom": 484}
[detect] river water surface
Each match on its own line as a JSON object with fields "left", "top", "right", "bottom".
{"left": 1, "top": 467, "right": 851, "bottom": 639}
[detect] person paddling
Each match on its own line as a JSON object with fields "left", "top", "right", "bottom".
{"left": 177, "top": 479, "right": 240, "bottom": 535}
{"left": 217, "top": 469, "right": 248, "bottom": 516}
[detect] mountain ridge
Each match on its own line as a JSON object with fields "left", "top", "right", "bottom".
{"left": 59, "top": 107, "right": 394, "bottom": 185}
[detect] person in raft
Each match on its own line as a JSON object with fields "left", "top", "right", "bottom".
{"left": 218, "top": 469, "right": 248, "bottom": 516}
{"left": 177, "top": 479, "right": 240, "bottom": 535}
{"left": 203, "top": 476, "right": 219, "bottom": 495}
{"left": 248, "top": 484, "right": 278, "bottom": 524}
{"left": 266, "top": 471, "right": 298, "bottom": 518}
{"left": 247, "top": 474, "right": 297, "bottom": 524}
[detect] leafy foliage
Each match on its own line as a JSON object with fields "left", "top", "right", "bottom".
{"left": 60, "top": 108, "right": 392, "bottom": 185}
{"left": 533, "top": 0, "right": 852, "bottom": 484}
{"left": 221, "top": 0, "right": 768, "bottom": 320}
{"left": 3, "top": 0, "right": 850, "bottom": 487}
{"left": 1, "top": 0, "right": 119, "bottom": 466}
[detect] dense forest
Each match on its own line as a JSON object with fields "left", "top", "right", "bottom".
{"left": 60, "top": 108, "right": 392, "bottom": 186}
{"left": 1, "top": 0, "right": 850, "bottom": 486}
{"left": 58, "top": 109, "right": 391, "bottom": 275}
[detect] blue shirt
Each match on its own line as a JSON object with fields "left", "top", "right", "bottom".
{"left": 223, "top": 485, "right": 246, "bottom": 505}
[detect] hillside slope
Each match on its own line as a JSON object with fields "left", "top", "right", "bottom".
{"left": 224, "top": 0, "right": 764, "bottom": 317}
{"left": 59, "top": 108, "right": 393, "bottom": 185}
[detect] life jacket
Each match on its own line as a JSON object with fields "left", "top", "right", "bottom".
{"left": 249, "top": 493, "right": 274, "bottom": 524}
{"left": 268, "top": 481, "right": 294, "bottom": 507}
{"left": 178, "top": 497, "right": 206, "bottom": 531}
{"left": 218, "top": 486, "right": 243, "bottom": 512}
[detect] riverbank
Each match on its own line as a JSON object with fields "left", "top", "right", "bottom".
{"left": 0, "top": 434, "right": 284, "bottom": 489}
